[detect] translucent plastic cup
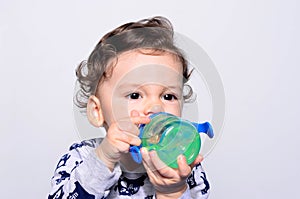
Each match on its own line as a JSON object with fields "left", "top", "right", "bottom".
{"left": 130, "top": 112, "right": 213, "bottom": 168}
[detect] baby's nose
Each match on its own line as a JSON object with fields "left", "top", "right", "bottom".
{"left": 144, "top": 104, "right": 164, "bottom": 116}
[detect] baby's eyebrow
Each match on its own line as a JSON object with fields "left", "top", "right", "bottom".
{"left": 165, "top": 85, "right": 182, "bottom": 90}
{"left": 117, "top": 83, "right": 142, "bottom": 90}
{"left": 162, "top": 86, "right": 183, "bottom": 96}
{"left": 116, "top": 82, "right": 183, "bottom": 92}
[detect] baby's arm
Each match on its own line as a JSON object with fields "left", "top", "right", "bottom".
{"left": 48, "top": 139, "right": 122, "bottom": 199}
{"left": 49, "top": 113, "right": 150, "bottom": 199}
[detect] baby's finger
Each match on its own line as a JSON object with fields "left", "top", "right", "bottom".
{"left": 117, "top": 131, "right": 141, "bottom": 146}
{"left": 141, "top": 148, "right": 161, "bottom": 177}
{"left": 108, "top": 124, "right": 141, "bottom": 147}
{"left": 113, "top": 140, "right": 131, "bottom": 153}
{"left": 141, "top": 148, "right": 154, "bottom": 170}
{"left": 148, "top": 150, "right": 175, "bottom": 179}
{"left": 177, "top": 155, "right": 192, "bottom": 178}
{"left": 131, "top": 115, "right": 151, "bottom": 125}
{"left": 190, "top": 154, "right": 204, "bottom": 169}
{"left": 116, "top": 117, "right": 149, "bottom": 135}
{"left": 130, "top": 110, "right": 151, "bottom": 125}
{"left": 117, "top": 120, "right": 140, "bottom": 135}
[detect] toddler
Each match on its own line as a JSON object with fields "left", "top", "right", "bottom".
{"left": 48, "top": 16, "right": 210, "bottom": 199}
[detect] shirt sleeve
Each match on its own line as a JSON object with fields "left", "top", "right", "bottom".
{"left": 186, "top": 163, "right": 210, "bottom": 198}
{"left": 48, "top": 139, "right": 122, "bottom": 199}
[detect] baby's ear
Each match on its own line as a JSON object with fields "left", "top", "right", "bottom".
{"left": 87, "top": 95, "right": 104, "bottom": 127}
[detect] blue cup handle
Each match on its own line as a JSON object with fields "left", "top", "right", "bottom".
{"left": 129, "top": 145, "right": 142, "bottom": 164}
{"left": 192, "top": 122, "right": 214, "bottom": 138}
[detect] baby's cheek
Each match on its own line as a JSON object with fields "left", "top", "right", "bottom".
{"left": 165, "top": 103, "right": 182, "bottom": 117}
{"left": 127, "top": 102, "right": 143, "bottom": 116}
{"left": 110, "top": 99, "right": 131, "bottom": 121}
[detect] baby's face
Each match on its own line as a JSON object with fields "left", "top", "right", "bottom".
{"left": 96, "top": 50, "right": 184, "bottom": 126}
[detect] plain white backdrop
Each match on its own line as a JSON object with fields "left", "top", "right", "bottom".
{"left": 1, "top": 0, "right": 299, "bottom": 198}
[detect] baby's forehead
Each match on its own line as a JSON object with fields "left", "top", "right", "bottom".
{"left": 107, "top": 50, "right": 183, "bottom": 81}
{"left": 115, "top": 64, "right": 184, "bottom": 88}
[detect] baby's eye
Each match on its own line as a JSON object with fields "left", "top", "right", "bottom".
{"left": 127, "top": 92, "right": 141, "bottom": 100}
{"left": 162, "top": 94, "right": 178, "bottom": 101}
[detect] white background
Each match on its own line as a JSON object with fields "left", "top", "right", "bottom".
{"left": 1, "top": 0, "right": 299, "bottom": 198}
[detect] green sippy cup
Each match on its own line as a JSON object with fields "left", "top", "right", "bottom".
{"left": 129, "top": 112, "right": 214, "bottom": 168}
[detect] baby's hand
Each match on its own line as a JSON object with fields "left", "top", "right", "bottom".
{"left": 141, "top": 148, "right": 203, "bottom": 199}
{"left": 95, "top": 111, "right": 150, "bottom": 170}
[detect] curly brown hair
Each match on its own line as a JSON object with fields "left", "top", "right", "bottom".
{"left": 74, "top": 16, "right": 193, "bottom": 111}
